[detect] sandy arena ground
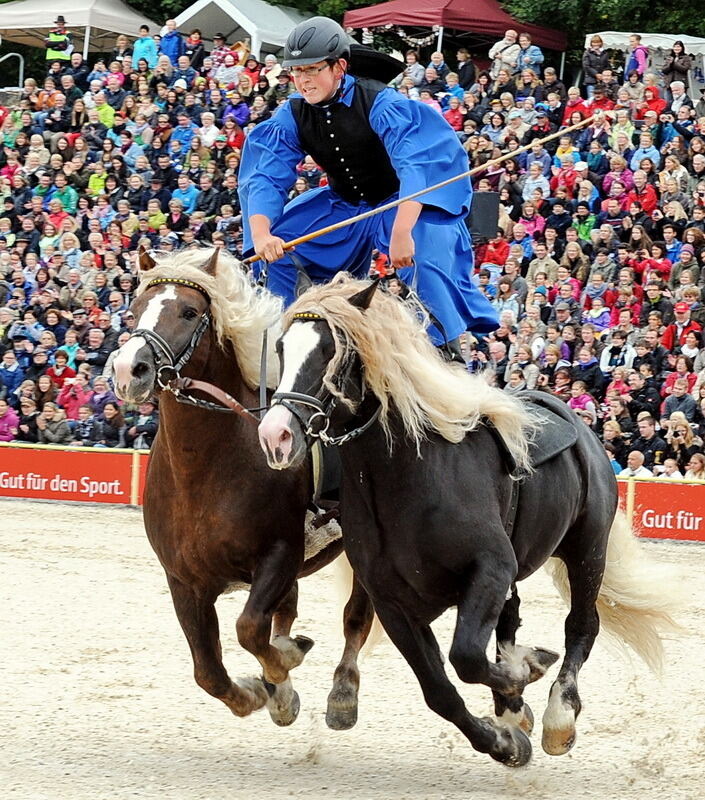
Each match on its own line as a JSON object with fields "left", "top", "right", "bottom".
{"left": 1, "top": 498, "right": 703, "bottom": 800}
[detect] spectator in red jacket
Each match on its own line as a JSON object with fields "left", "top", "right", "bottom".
{"left": 45, "top": 350, "right": 76, "bottom": 389}
{"left": 561, "top": 86, "right": 589, "bottom": 125}
{"left": 627, "top": 170, "right": 659, "bottom": 215}
{"left": 56, "top": 372, "right": 94, "bottom": 420}
{"left": 660, "top": 302, "right": 703, "bottom": 351}
{"left": 443, "top": 97, "right": 465, "bottom": 131}
{"left": 590, "top": 85, "right": 615, "bottom": 112}
{"left": 477, "top": 230, "right": 510, "bottom": 268}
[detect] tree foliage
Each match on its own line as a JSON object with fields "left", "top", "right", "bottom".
{"left": 268, "top": 0, "right": 369, "bottom": 22}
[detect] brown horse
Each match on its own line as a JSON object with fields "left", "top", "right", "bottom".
{"left": 112, "top": 247, "right": 373, "bottom": 728}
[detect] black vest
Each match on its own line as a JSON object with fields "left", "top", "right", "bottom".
{"left": 290, "top": 78, "right": 399, "bottom": 205}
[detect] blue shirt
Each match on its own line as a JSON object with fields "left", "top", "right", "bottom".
{"left": 172, "top": 185, "right": 199, "bottom": 214}
{"left": 239, "top": 74, "right": 472, "bottom": 230}
{"left": 171, "top": 123, "right": 197, "bottom": 150}
{"left": 630, "top": 145, "right": 661, "bottom": 171}
{"left": 133, "top": 36, "right": 158, "bottom": 69}
{"left": 666, "top": 240, "right": 682, "bottom": 263}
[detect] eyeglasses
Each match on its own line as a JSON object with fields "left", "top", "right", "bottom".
{"left": 290, "top": 64, "right": 331, "bottom": 78}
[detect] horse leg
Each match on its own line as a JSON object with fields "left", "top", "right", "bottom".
{"left": 542, "top": 549, "right": 603, "bottom": 756}
{"left": 263, "top": 582, "right": 305, "bottom": 726}
{"left": 326, "top": 575, "right": 375, "bottom": 730}
{"left": 236, "top": 545, "right": 313, "bottom": 711}
{"left": 449, "top": 550, "right": 558, "bottom": 701}
{"left": 372, "top": 598, "right": 532, "bottom": 767}
{"left": 491, "top": 586, "right": 551, "bottom": 735}
{"left": 166, "top": 575, "right": 269, "bottom": 717}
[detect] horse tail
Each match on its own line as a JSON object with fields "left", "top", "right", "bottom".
{"left": 547, "top": 511, "right": 682, "bottom": 675}
{"left": 332, "top": 554, "right": 384, "bottom": 656}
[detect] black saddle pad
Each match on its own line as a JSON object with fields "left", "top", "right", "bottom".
{"left": 522, "top": 391, "right": 579, "bottom": 468}
{"left": 484, "top": 391, "right": 579, "bottom": 474}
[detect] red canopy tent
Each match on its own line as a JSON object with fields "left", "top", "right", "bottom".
{"left": 344, "top": 0, "right": 567, "bottom": 52}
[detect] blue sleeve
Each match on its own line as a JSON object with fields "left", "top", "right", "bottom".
{"left": 147, "top": 40, "right": 158, "bottom": 68}
{"left": 239, "top": 102, "right": 304, "bottom": 226}
{"left": 531, "top": 46, "right": 544, "bottom": 66}
{"left": 369, "top": 89, "right": 471, "bottom": 219}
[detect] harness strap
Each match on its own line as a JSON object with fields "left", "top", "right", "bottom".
{"left": 166, "top": 377, "right": 261, "bottom": 423}
{"left": 505, "top": 480, "right": 520, "bottom": 539}
{"left": 146, "top": 277, "right": 211, "bottom": 302}
{"left": 311, "top": 440, "right": 324, "bottom": 505}
{"left": 132, "top": 327, "right": 176, "bottom": 367}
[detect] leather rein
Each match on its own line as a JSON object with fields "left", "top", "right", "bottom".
{"left": 133, "top": 277, "right": 262, "bottom": 425}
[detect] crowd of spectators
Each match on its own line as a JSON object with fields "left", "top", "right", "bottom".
{"left": 388, "top": 29, "right": 705, "bottom": 481}
{"left": 0, "top": 20, "right": 704, "bottom": 480}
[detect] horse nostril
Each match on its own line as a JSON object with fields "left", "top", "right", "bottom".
{"left": 280, "top": 429, "right": 291, "bottom": 443}
{"left": 133, "top": 361, "right": 150, "bottom": 379}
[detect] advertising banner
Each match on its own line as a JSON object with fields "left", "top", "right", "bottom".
{"left": 1, "top": 446, "right": 704, "bottom": 541}
{"left": 628, "top": 479, "right": 705, "bottom": 542}
{"left": 0, "top": 445, "right": 134, "bottom": 505}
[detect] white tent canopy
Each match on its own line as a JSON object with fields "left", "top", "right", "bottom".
{"left": 585, "top": 31, "right": 705, "bottom": 57}
{"left": 0, "top": 0, "right": 159, "bottom": 57}
{"left": 175, "top": 0, "right": 308, "bottom": 59}
{"left": 585, "top": 31, "right": 705, "bottom": 96}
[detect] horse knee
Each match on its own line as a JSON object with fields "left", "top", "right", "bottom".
{"left": 236, "top": 611, "right": 261, "bottom": 652}
{"left": 449, "top": 645, "right": 489, "bottom": 685}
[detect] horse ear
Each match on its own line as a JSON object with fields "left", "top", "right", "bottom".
{"left": 295, "top": 268, "right": 313, "bottom": 298}
{"left": 138, "top": 244, "right": 156, "bottom": 272}
{"left": 202, "top": 249, "right": 219, "bottom": 276}
{"left": 347, "top": 279, "right": 379, "bottom": 311}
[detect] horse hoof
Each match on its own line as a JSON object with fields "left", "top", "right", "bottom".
{"left": 542, "top": 725, "right": 576, "bottom": 756}
{"left": 526, "top": 648, "right": 560, "bottom": 683}
{"left": 295, "top": 635, "right": 315, "bottom": 655}
{"left": 272, "top": 634, "right": 314, "bottom": 670}
{"left": 491, "top": 724, "right": 532, "bottom": 768}
{"left": 326, "top": 685, "right": 359, "bottom": 730}
{"left": 519, "top": 703, "right": 534, "bottom": 735}
{"left": 269, "top": 690, "right": 301, "bottom": 727}
{"left": 326, "top": 706, "right": 358, "bottom": 730}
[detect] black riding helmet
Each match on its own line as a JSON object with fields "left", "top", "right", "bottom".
{"left": 283, "top": 16, "right": 351, "bottom": 68}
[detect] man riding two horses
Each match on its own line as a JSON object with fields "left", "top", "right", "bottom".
{"left": 239, "top": 16, "right": 499, "bottom": 358}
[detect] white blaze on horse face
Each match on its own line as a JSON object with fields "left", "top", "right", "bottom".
{"left": 259, "top": 322, "right": 321, "bottom": 467}
{"left": 113, "top": 285, "right": 177, "bottom": 396}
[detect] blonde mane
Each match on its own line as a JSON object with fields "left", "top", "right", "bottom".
{"left": 285, "top": 274, "right": 536, "bottom": 472}
{"left": 136, "top": 248, "right": 282, "bottom": 389}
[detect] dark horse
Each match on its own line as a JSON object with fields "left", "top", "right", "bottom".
{"left": 259, "top": 275, "right": 675, "bottom": 766}
{"left": 113, "top": 249, "right": 373, "bottom": 727}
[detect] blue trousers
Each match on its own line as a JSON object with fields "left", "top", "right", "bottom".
{"left": 248, "top": 187, "right": 499, "bottom": 343}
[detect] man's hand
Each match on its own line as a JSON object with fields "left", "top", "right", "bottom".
{"left": 253, "top": 233, "right": 287, "bottom": 263}
{"left": 390, "top": 201, "right": 422, "bottom": 268}
{"left": 389, "top": 229, "right": 415, "bottom": 268}
{"left": 250, "top": 214, "right": 286, "bottom": 263}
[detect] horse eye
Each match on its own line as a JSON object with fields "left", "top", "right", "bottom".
{"left": 183, "top": 307, "right": 198, "bottom": 321}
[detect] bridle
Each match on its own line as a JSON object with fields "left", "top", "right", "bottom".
{"left": 270, "top": 312, "right": 380, "bottom": 447}
{"left": 133, "top": 278, "right": 212, "bottom": 388}
{"left": 131, "top": 277, "right": 261, "bottom": 421}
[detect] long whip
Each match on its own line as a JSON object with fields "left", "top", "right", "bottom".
{"left": 244, "top": 114, "right": 596, "bottom": 264}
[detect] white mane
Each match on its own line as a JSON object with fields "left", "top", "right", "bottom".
{"left": 136, "top": 248, "right": 282, "bottom": 389}
{"left": 285, "top": 274, "right": 536, "bottom": 473}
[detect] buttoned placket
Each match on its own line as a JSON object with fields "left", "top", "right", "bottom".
{"left": 326, "top": 105, "right": 360, "bottom": 198}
